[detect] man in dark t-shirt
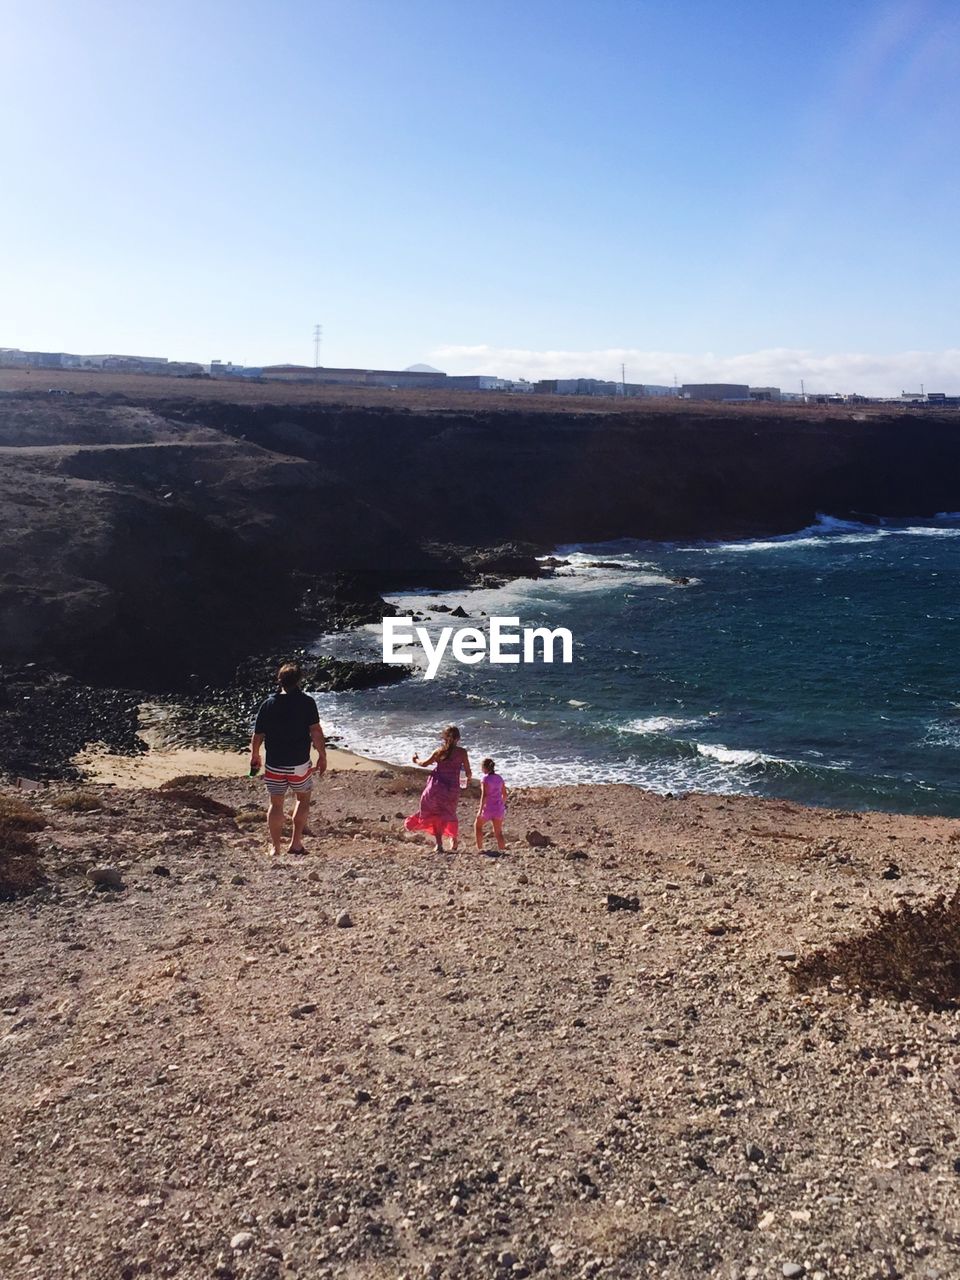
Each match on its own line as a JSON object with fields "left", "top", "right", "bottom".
{"left": 250, "top": 661, "right": 326, "bottom": 856}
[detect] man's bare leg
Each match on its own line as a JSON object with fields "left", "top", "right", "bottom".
{"left": 289, "top": 792, "right": 311, "bottom": 853}
{"left": 267, "top": 794, "right": 285, "bottom": 855}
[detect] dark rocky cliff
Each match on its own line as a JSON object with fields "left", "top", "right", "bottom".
{"left": 2, "top": 393, "right": 958, "bottom": 683}
{"left": 193, "top": 402, "right": 960, "bottom": 543}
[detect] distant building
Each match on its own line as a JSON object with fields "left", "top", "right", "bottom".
{"left": 260, "top": 365, "right": 447, "bottom": 389}
{"left": 210, "top": 361, "right": 261, "bottom": 378}
{"left": 260, "top": 364, "right": 316, "bottom": 380}
{"left": 22, "top": 351, "right": 68, "bottom": 369}
{"left": 447, "top": 375, "right": 503, "bottom": 391}
{"left": 749, "top": 386, "right": 781, "bottom": 402}
{"left": 681, "top": 383, "right": 750, "bottom": 402}
{"left": 626, "top": 384, "right": 679, "bottom": 398}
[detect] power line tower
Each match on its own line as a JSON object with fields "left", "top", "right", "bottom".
{"left": 313, "top": 323, "right": 323, "bottom": 369}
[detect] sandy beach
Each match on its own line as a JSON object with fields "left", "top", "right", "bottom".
{"left": 72, "top": 742, "right": 383, "bottom": 789}
{"left": 4, "top": 764, "right": 960, "bottom": 1279}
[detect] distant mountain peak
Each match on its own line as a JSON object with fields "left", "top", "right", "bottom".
{"left": 405, "top": 363, "right": 443, "bottom": 373}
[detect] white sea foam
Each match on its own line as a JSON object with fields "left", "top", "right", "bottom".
{"left": 624, "top": 715, "right": 703, "bottom": 734}
{"left": 923, "top": 720, "right": 960, "bottom": 749}
{"left": 695, "top": 742, "right": 797, "bottom": 769}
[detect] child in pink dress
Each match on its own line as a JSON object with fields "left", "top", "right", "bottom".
{"left": 475, "top": 758, "right": 508, "bottom": 852}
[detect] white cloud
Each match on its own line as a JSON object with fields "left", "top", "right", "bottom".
{"left": 429, "top": 344, "right": 960, "bottom": 397}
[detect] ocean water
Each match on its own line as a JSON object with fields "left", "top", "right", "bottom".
{"left": 309, "top": 516, "right": 960, "bottom": 817}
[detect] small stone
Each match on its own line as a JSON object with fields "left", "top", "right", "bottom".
{"left": 230, "top": 874, "right": 246, "bottom": 886}
{"left": 86, "top": 866, "right": 123, "bottom": 890}
{"left": 665, "top": 881, "right": 681, "bottom": 891}
{"left": 525, "top": 830, "right": 552, "bottom": 848}
{"left": 497, "top": 1251, "right": 516, "bottom": 1268}
{"left": 606, "top": 893, "right": 640, "bottom": 912}
{"left": 776, "top": 949, "right": 797, "bottom": 962}
{"left": 704, "top": 923, "right": 726, "bottom": 936}
{"left": 230, "top": 1231, "right": 254, "bottom": 1252}
{"left": 335, "top": 911, "right": 353, "bottom": 928}
{"left": 744, "top": 1142, "right": 765, "bottom": 1164}
{"left": 152, "top": 865, "right": 171, "bottom": 877}
{"left": 698, "top": 871, "right": 715, "bottom": 886}
{"left": 290, "top": 1003, "right": 317, "bottom": 1018}
{"left": 782, "top": 1265, "right": 806, "bottom": 1279}
{"left": 517, "top": 873, "right": 529, "bottom": 884}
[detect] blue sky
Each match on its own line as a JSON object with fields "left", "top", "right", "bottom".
{"left": 2, "top": 0, "right": 959, "bottom": 392}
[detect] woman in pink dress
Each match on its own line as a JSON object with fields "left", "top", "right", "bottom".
{"left": 475, "top": 757, "right": 508, "bottom": 852}
{"left": 405, "top": 725, "right": 472, "bottom": 852}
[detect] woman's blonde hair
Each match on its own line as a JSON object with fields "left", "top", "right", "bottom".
{"left": 438, "top": 725, "right": 461, "bottom": 760}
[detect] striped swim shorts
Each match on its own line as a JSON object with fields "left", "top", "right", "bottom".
{"left": 263, "top": 761, "right": 314, "bottom": 797}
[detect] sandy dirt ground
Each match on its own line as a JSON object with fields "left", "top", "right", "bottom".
{"left": 72, "top": 744, "right": 381, "bottom": 789}
{"left": 3, "top": 771, "right": 960, "bottom": 1280}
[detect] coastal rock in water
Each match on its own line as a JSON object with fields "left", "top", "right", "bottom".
{"left": 468, "top": 546, "right": 544, "bottom": 581}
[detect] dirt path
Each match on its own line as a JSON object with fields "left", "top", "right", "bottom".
{"left": 3, "top": 774, "right": 960, "bottom": 1279}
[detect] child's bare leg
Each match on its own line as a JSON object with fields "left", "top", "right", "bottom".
{"left": 492, "top": 819, "right": 506, "bottom": 851}
{"left": 475, "top": 817, "right": 484, "bottom": 850}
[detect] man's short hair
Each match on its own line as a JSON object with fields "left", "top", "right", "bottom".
{"left": 277, "top": 662, "right": 303, "bottom": 692}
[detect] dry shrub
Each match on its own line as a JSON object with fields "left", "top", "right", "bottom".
{"left": 0, "top": 793, "right": 46, "bottom": 898}
{"left": 160, "top": 775, "right": 218, "bottom": 791}
{"left": 52, "top": 790, "right": 105, "bottom": 812}
{"left": 235, "top": 808, "right": 263, "bottom": 826}
{"left": 0, "top": 794, "right": 47, "bottom": 830}
{"left": 792, "top": 888, "right": 960, "bottom": 1010}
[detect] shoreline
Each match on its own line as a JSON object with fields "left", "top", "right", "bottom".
{"left": 72, "top": 741, "right": 385, "bottom": 789}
